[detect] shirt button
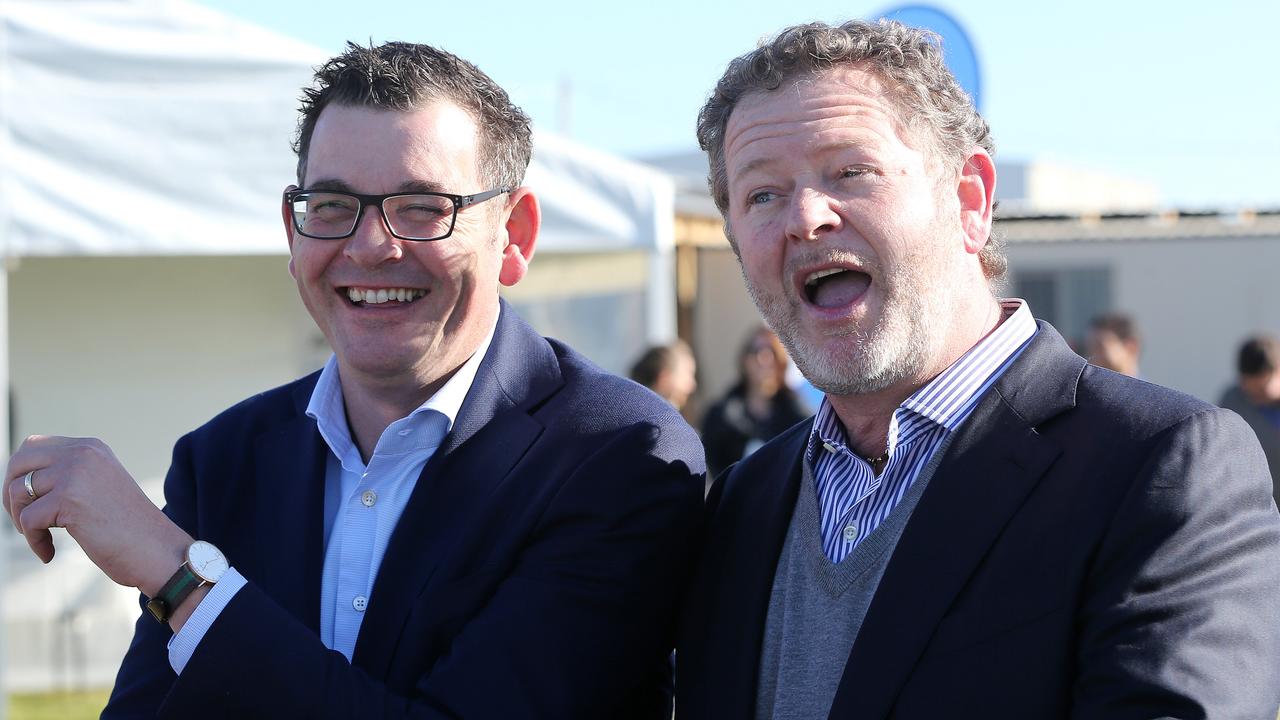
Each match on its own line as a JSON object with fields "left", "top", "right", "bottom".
{"left": 352, "top": 595, "right": 368, "bottom": 612}
{"left": 397, "top": 429, "right": 411, "bottom": 436}
{"left": 361, "top": 490, "right": 377, "bottom": 507}
{"left": 843, "top": 524, "right": 859, "bottom": 542}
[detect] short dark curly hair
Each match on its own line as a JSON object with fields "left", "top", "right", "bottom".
{"left": 292, "top": 41, "right": 532, "bottom": 190}
{"left": 697, "top": 19, "right": 1005, "bottom": 280}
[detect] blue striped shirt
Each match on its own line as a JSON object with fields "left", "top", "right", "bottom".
{"left": 809, "top": 300, "right": 1037, "bottom": 564}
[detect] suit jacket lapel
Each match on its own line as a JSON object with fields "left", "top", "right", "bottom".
{"left": 353, "top": 302, "right": 560, "bottom": 677}
{"left": 828, "top": 323, "right": 1083, "bottom": 719}
{"left": 251, "top": 374, "right": 328, "bottom": 634}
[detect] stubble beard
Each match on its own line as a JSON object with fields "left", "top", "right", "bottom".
{"left": 743, "top": 241, "right": 953, "bottom": 399}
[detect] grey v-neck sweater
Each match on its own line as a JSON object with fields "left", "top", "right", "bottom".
{"left": 754, "top": 436, "right": 952, "bottom": 720}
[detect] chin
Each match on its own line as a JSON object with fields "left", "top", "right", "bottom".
{"left": 790, "top": 320, "right": 929, "bottom": 397}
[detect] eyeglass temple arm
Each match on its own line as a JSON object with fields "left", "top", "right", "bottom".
{"left": 458, "top": 188, "right": 512, "bottom": 208}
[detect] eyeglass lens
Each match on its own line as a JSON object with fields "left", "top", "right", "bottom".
{"left": 291, "top": 192, "right": 455, "bottom": 240}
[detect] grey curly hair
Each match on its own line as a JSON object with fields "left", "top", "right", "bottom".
{"left": 293, "top": 41, "right": 532, "bottom": 191}
{"left": 697, "top": 19, "right": 1005, "bottom": 280}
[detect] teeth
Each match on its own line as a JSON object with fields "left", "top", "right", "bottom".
{"left": 346, "top": 288, "right": 426, "bottom": 305}
{"left": 805, "top": 268, "right": 847, "bottom": 287}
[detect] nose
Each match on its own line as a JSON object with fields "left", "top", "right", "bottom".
{"left": 343, "top": 204, "right": 404, "bottom": 268}
{"left": 783, "top": 186, "right": 841, "bottom": 242}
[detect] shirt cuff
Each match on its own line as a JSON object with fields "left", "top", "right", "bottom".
{"left": 165, "top": 567, "right": 248, "bottom": 675}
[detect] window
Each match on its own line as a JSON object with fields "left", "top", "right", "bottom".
{"left": 1012, "top": 267, "right": 1113, "bottom": 351}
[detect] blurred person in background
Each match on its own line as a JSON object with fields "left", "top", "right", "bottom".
{"left": 5, "top": 40, "right": 704, "bottom": 719}
{"left": 628, "top": 340, "right": 698, "bottom": 413}
{"left": 702, "top": 326, "right": 809, "bottom": 476}
{"left": 1085, "top": 312, "right": 1141, "bottom": 377}
{"left": 1220, "top": 334, "right": 1280, "bottom": 500}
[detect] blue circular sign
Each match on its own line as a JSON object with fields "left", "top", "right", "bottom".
{"left": 875, "top": 5, "right": 983, "bottom": 111}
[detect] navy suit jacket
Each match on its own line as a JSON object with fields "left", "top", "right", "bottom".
{"left": 678, "top": 322, "right": 1280, "bottom": 719}
{"left": 104, "top": 303, "right": 706, "bottom": 718}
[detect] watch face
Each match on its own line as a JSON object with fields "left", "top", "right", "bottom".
{"left": 187, "top": 540, "right": 229, "bottom": 583}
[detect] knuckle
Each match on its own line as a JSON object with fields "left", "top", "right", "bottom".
{"left": 83, "top": 438, "right": 111, "bottom": 459}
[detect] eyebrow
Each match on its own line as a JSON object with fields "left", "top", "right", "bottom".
{"left": 735, "top": 156, "right": 775, "bottom": 178}
{"left": 303, "top": 178, "right": 453, "bottom": 194}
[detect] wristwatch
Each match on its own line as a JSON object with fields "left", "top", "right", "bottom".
{"left": 146, "top": 540, "right": 229, "bottom": 623}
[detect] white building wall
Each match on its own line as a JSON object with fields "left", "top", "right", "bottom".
{"left": 1006, "top": 235, "right": 1280, "bottom": 403}
{"left": 9, "top": 255, "right": 317, "bottom": 485}
{"left": 994, "top": 160, "right": 1161, "bottom": 214}
{"left": 6, "top": 254, "right": 315, "bottom": 691}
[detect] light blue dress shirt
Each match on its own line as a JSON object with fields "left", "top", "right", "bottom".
{"left": 167, "top": 323, "right": 495, "bottom": 672}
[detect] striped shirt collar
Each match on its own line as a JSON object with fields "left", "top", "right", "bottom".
{"left": 808, "top": 299, "right": 1037, "bottom": 462}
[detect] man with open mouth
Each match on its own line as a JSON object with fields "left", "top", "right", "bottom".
{"left": 677, "top": 19, "right": 1280, "bottom": 720}
{"left": 5, "top": 41, "right": 705, "bottom": 718}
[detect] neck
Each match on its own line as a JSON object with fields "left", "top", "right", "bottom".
{"left": 827, "top": 294, "right": 1004, "bottom": 458}
{"left": 341, "top": 365, "right": 457, "bottom": 464}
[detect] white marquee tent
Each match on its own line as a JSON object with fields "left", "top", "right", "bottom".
{"left": 0, "top": 0, "right": 675, "bottom": 693}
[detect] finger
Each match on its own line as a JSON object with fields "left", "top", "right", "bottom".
{"left": 2, "top": 463, "right": 10, "bottom": 518}
{"left": 4, "top": 470, "right": 34, "bottom": 533}
{"left": 18, "top": 497, "right": 58, "bottom": 564}
{"left": 5, "top": 437, "right": 77, "bottom": 529}
{"left": 5, "top": 464, "right": 52, "bottom": 532}
{"left": 5, "top": 434, "right": 51, "bottom": 488}
{"left": 5, "top": 435, "right": 82, "bottom": 484}
{"left": 0, "top": 443, "right": 33, "bottom": 518}
{"left": 2, "top": 469, "right": 12, "bottom": 521}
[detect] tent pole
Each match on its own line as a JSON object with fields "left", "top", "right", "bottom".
{"left": 645, "top": 177, "right": 677, "bottom": 345}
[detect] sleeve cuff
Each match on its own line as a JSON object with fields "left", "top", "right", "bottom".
{"left": 166, "top": 567, "right": 248, "bottom": 675}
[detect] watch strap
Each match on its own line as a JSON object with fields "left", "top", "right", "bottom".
{"left": 146, "top": 562, "right": 205, "bottom": 623}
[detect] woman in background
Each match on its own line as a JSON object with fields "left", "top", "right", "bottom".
{"left": 702, "top": 326, "right": 809, "bottom": 477}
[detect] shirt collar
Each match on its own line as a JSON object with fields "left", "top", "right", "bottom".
{"left": 305, "top": 316, "right": 499, "bottom": 470}
{"left": 808, "top": 298, "right": 1037, "bottom": 459}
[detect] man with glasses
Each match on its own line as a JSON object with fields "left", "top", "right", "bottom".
{"left": 5, "top": 42, "right": 704, "bottom": 718}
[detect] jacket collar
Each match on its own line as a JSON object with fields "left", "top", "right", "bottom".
{"left": 828, "top": 321, "right": 1082, "bottom": 718}
{"left": 351, "top": 300, "right": 563, "bottom": 676}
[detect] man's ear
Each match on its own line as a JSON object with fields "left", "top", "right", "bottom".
{"left": 956, "top": 149, "right": 996, "bottom": 256}
{"left": 282, "top": 185, "right": 299, "bottom": 279}
{"left": 498, "top": 187, "right": 540, "bottom": 287}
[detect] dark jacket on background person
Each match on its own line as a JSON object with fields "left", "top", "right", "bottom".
{"left": 702, "top": 384, "right": 810, "bottom": 477}
{"left": 1220, "top": 383, "right": 1280, "bottom": 502}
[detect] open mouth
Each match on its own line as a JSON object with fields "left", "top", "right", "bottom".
{"left": 343, "top": 287, "right": 428, "bottom": 306}
{"left": 802, "top": 267, "right": 871, "bottom": 308}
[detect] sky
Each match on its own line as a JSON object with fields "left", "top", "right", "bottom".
{"left": 196, "top": 0, "right": 1280, "bottom": 210}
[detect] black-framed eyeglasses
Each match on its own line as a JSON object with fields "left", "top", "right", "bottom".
{"left": 284, "top": 187, "right": 511, "bottom": 242}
